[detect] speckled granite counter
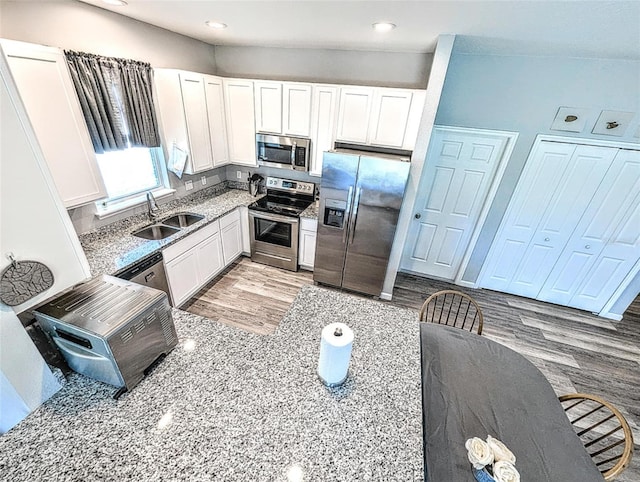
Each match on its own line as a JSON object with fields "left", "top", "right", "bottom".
{"left": 300, "top": 201, "right": 319, "bottom": 220}
{"left": 0, "top": 286, "right": 423, "bottom": 481}
{"left": 80, "top": 189, "right": 261, "bottom": 276}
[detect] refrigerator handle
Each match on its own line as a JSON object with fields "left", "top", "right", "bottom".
{"left": 342, "top": 186, "right": 354, "bottom": 244}
{"left": 348, "top": 187, "right": 362, "bottom": 245}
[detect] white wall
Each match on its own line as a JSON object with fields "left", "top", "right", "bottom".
{"left": 0, "top": 1, "right": 216, "bottom": 72}
{"left": 215, "top": 45, "right": 431, "bottom": 89}
{"left": 434, "top": 52, "right": 640, "bottom": 284}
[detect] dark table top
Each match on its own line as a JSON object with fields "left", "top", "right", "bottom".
{"left": 420, "top": 323, "right": 604, "bottom": 481}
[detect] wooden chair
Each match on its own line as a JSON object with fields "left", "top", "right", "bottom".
{"left": 559, "top": 393, "right": 634, "bottom": 480}
{"left": 418, "top": 290, "right": 484, "bottom": 335}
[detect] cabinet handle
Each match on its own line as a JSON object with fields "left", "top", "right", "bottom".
{"left": 585, "top": 245, "right": 591, "bottom": 249}
{"left": 544, "top": 237, "right": 550, "bottom": 242}
{"left": 415, "top": 213, "right": 421, "bottom": 219}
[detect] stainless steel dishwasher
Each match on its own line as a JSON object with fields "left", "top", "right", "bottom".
{"left": 117, "top": 252, "right": 171, "bottom": 300}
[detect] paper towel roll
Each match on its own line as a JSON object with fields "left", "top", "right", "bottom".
{"left": 317, "top": 322, "right": 354, "bottom": 387}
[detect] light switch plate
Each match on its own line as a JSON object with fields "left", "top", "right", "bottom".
{"left": 185, "top": 180, "right": 193, "bottom": 191}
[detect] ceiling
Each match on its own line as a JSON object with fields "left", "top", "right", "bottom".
{"left": 78, "top": 0, "right": 640, "bottom": 60}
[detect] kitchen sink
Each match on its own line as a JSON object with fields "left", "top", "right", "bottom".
{"left": 132, "top": 224, "right": 181, "bottom": 240}
{"left": 161, "top": 212, "right": 204, "bottom": 228}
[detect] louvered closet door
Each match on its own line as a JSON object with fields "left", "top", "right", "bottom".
{"left": 539, "top": 149, "right": 640, "bottom": 312}
{"left": 480, "top": 142, "right": 616, "bottom": 298}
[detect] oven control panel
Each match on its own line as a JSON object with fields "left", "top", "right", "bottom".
{"left": 266, "top": 177, "right": 315, "bottom": 195}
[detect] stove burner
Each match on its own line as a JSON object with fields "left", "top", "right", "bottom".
{"left": 247, "top": 176, "right": 315, "bottom": 218}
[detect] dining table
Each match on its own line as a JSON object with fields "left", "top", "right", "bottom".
{"left": 419, "top": 323, "right": 604, "bottom": 481}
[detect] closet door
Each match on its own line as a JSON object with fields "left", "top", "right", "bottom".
{"left": 538, "top": 149, "right": 640, "bottom": 311}
{"left": 480, "top": 141, "right": 616, "bottom": 298}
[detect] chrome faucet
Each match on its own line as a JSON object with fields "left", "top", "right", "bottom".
{"left": 146, "top": 191, "right": 159, "bottom": 221}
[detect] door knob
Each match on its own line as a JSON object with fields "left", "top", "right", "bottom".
{"left": 415, "top": 213, "right": 421, "bottom": 219}
{"left": 544, "top": 237, "right": 550, "bottom": 242}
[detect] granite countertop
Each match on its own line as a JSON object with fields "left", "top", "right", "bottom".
{"left": 300, "top": 201, "right": 319, "bottom": 220}
{"left": 0, "top": 285, "right": 423, "bottom": 481}
{"left": 80, "top": 188, "right": 262, "bottom": 276}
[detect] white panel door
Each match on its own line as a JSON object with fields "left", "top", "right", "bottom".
{"left": 540, "top": 149, "right": 640, "bottom": 311}
{"left": 401, "top": 128, "right": 512, "bottom": 279}
{"left": 203, "top": 75, "right": 229, "bottom": 167}
{"left": 282, "top": 83, "right": 312, "bottom": 137}
{"left": 223, "top": 79, "right": 256, "bottom": 166}
{"left": 335, "top": 87, "right": 373, "bottom": 143}
{"left": 180, "top": 73, "right": 213, "bottom": 173}
{"left": 368, "top": 89, "right": 412, "bottom": 148}
{"left": 1, "top": 40, "right": 107, "bottom": 208}
{"left": 480, "top": 142, "right": 616, "bottom": 297}
{"left": 254, "top": 81, "right": 282, "bottom": 134}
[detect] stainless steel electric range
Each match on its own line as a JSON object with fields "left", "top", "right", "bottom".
{"left": 247, "top": 177, "right": 315, "bottom": 271}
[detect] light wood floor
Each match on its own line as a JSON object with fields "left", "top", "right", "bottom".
{"left": 183, "top": 257, "right": 639, "bottom": 480}
{"left": 182, "top": 257, "right": 313, "bottom": 335}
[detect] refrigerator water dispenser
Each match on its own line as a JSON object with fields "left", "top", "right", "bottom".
{"left": 323, "top": 199, "right": 347, "bottom": 228}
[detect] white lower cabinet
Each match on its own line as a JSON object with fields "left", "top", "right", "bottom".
{"left": 299, "top": 218, "right": 318, "bottom": 270}
{"left": 165, "top": 250, "right": 201, "bottom": 307}
{"left": 196, "top": 232, "right": 224, "bottom": 282}
{"left": 163, "top": 221, "right": 223, "bottom": 307}
{"left": 163, "top": 208, "right": 247, "bottom": 307}
{"left": 220, "top": 208, "right": 243, "bottom": 265}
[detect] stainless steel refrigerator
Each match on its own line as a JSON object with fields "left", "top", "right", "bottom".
{"left": 313, "top": 148, "right": 411, "bottom": 296}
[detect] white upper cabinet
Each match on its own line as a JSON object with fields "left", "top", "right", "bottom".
{"left": 0, "top": 39, "right": 107, "bottom": 208}
{"left": 282, "top": 83, "right": 312, "bottom": 137}
{"left": 223, "top": 78, "right": 256, "bottom": 166}
{"left": 309, "top": 84, "right": 339, "bottom": 176}
{"left": 336, "top": 86, "right": 425, "bottom": 150}
{"left": 154, "top": 69, "right": 228, "bottom": 174}
{"left": 179, "top": 72, "right": 214, "bottom": 173}
{"left": 369, "top": 89, "right": 414, "bottom": 148}
{"left": 336, "top": 87, "right": 373, "bottom": 144}
{"left": 203, "top": 75, "right": 229, "bottom": 168}
{"left": 254, "top": 81, "right": 283, "bottom": 134}
{"left": 254, "top": 81, "right": 312, "bottom": 137}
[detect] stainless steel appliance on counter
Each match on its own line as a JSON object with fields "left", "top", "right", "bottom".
{"left": 248, "top": 177, "right": 315, "bottom": 271}
{"left": 256, "top": 133, "right": 310, "bottom": 171}
{"left": 34, "top": 275, "right": 177, "bottom": 398}
{"left": 314, "top": 147, "right": 411, "bottom": 296}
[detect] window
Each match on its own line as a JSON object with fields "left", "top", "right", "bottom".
{"left": 95, "top": 147, "right": 164, "bottom": 201}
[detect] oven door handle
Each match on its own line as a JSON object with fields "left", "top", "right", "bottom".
{"left": 249, "top": 210, "right": 299, "bottom": 225}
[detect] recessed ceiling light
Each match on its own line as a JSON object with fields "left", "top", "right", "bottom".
{"left": 103, "top": 0, "right": 127, "bottom": 6}
{"left": 206, "top": 21, "right": 228, "bottom": 29}
{"left": 372, "top": 22, "right": 396, "bottom": 33}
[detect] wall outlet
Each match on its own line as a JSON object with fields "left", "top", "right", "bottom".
{"left": 201, "top": 176, "right": 207, "bottom": 186}
{"left": 236, "top": 170, "right": 242, "bottom": 179}
{"left": 185, "top": 180, "right": 193, "bottom": 191}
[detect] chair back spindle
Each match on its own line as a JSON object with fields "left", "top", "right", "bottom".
{"left": 418, "top": 290, "right": 484, "bottom": 335}
{"left": 559, "top": 393, "right": 634, "bottom": 481}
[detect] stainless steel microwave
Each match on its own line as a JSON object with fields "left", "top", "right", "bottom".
{"left": 256, "top": 134, "right": 310, "bottom": 171}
